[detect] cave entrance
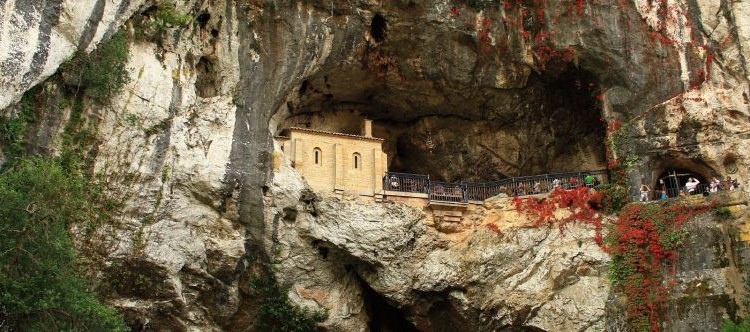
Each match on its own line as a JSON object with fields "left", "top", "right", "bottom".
{"left": 275, "top": 41, "right": 606, "bottom": 184}
{"left": 656, "top": 168, "right": 708, "bottom": 197}
{"left": 359, "top": 275, "right": 417, "bottom": 332}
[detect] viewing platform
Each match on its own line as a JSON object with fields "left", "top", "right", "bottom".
{"left": 383, "top": 169, "right": 610, "bottom": 204}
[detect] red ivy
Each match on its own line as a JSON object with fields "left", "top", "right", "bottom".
{"left": 485, "top": 223, "right": 504, "bottom": 237}
{"left": 514, "top": 187, "right": 604, "bottom": 245}
{"left": 604, "top": 202, "right": 716, "bottom": 331}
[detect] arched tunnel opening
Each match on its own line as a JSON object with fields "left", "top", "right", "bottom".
{"left": 276, "top": 60, "right": 606, "bottom": 184}
{"left": 648, "top": 153, "right": 719, "bottom": 198}
{"left": 656, "top": 168, "right": 709, "bottom": 197}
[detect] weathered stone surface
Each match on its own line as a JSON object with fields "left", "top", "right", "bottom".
{"left": 2, "top": 0, "right": 750, "bottom": 330}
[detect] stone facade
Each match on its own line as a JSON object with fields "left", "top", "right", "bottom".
{"left": 278, "top": 121, "right": 388, "bottom": 196}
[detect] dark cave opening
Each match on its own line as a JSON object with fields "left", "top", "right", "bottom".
{"left": 278, "top": 60, "right": 606, "bottom": 183}
{"left": 195, "top": 56, "right": 220, "bottom": 98}
{"left": 370, "top": 14, "right": 387, "bottom": 43}
{"left": 197, "top": 12, "right": 211, "bottom": 29}
{"left": 358, "top": 276, "right": 417, "bottom": 332}
{"left": 383, "top": 63, "right": 606, "bottom": 182}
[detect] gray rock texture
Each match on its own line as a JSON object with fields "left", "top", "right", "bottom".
{"left": 2, "top": 0, "right": 750, "bottom": 330}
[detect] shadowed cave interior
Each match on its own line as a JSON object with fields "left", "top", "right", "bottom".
{"left": 278, "top": 61, "right": 607, "bottom": 183}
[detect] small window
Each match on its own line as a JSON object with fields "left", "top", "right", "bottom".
{"left": 353, "top": 153, "right": 361, "bottom": 169}
{"left": 313, "top": 148, "right": 322, "bottom": 165}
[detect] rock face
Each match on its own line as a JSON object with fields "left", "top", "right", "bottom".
{"left": 2, "top": 0, "right": 750, "bottom": 330}
{"left": 266, "top": 163, "right": 612, "bottom": 331}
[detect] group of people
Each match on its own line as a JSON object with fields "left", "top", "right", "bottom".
{"left": 496, "top": 174, "right": 600, "bottom": 197}
{"left": 639, "top": 176, "right": 741, "bottom": 202}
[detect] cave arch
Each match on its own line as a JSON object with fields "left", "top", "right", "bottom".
{"left": 650, "top": 153, "right": 718, "bottom": 198}
{"left": 656, "top": 168, "right": 708, "bottom": 197}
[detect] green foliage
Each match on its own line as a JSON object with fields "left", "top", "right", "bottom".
{"left": 63, "top": 30, "right": 130, "bottom": 102}
{"left": 714, "top": 206, "right": 733, "bottom": 219}
{"left": 0, "top": 157, "right": 127, "bottom": 331}
{"left": 598, "top": 183, "right": 630, "bottom": 213}
{"left": 103, "top": 262, "right": 156, "bottom": 297}
{"left": 134, "top": 3, "right": 193, "bottom": 43}
{"left": 249, "top": 273, "right": 328, "bottom": 332}
{"left": 721, "top": 316, "right": 750, "bottom": 332}
{"left": 0, "top": 91, "right": 38, "bottom": 166}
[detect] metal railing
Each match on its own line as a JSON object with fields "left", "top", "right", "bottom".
{"left": 383, "top": 172, "right": 430, "bottom": 194}
{"left": 641, "top": 182, "right": 741, "bottom": 201}
{"left": 384, "top": 169, "right": 610, "bottom": 203}
{"left": 465, "top": 181, "right": 506, "bottom": 201}
{"left": 429, "top": 182, "right": 466, "bottom": 203}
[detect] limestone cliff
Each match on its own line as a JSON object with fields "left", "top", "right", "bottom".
{"left": 1, "top": 0, "right": 750, "bottom": 331}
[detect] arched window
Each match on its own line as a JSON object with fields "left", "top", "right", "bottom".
{"left": 353, "top": 153, "right": 361, "bottom": 169}
{"left": 313, "top": 148, "right": 322, "bottom": 165}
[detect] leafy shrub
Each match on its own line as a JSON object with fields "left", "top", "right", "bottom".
{"left": 250, "top": 273, "right": 328, "bottom": 332}
{"left": 104, "top": 261, "right": 157, "bottom": 298}
{"left": 0, "top": 91, "right": 38, "bottom": 166}
{"left": 714, "top": 206, "right": 733, "bottom": 219}
{"left": 598, "top": 183, "right": 630, "bottom": 213}
{"left": 134, "top": 3, "right": 192, "bottom": 43}
{"left": 63, "top": 30, "right": 130, "bottom": 102}
{"left": 721, "top": 316, "right": 750, "bottom": 332}
{"left": 0, "top": 157, "right": 127, "bottom": 331}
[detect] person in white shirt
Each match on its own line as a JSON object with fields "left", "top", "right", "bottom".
{"left": 685, "top": 177, "right": 699, "bottom": 194}
{"left": 639, "top": 184, "right": 650, "bottom": 202}
{"left": 710, "top": 177, "right": 720, "bottom": 193}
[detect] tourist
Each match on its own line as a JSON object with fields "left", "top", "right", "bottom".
{"left": 585, "top": 174, "right": 595, "bottom": 187}
{"left": 498, "top": 186, "right": 508, "bottom": 198}
{"left": 685, "top": 178, "right": 701, "bottom": 195}
{"left": 710, "top": 177, "right": 720, "bottom": 193}
{"left": 552, "top": 178, "right": 561, "bottom": 190}
{"left": 639, "top": 184, "right": 650, "bottom": 202}
{"left": 660, "top": 190, "right": 668, "bottom": 200}
{"left": 533, "top": 181, "right": 541, "bottom": 194}
{"left": 389, "top": 176, "right": 399, "bottom": 189}
{"left": 725, "top": 176, "right": 735, "bottom": 190}
{"left": 570, "top": 177, "right": 579, "bottom": 188}
{"left": 729, "top": 176, "right": 738, "bottom": 190}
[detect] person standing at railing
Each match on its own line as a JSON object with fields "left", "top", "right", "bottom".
{"left": 639, "top": 184, "right": 650, "bottom": 202}
{"left": 585, "top": 174, "right": 595, "bottom": 188}
{"left": 685, "top": 177, "right": 699, "bottom": 194}
{"left": 726, "top": 176, "right": 737, "bottom": 190}
{"left": 552, "top": 178, "right": 561, "bottom": 190}
{"left": 533, "top": 181, "right": 541, "bottom": 194}
{"left": 389, "top": 176, "right": 400, "bottom": 190}
{"left": 710, "top": 177, "right": 721, "bottom": 193}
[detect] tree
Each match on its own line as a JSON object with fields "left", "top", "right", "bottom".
{"left": 0, "top": 157, "right": 127, "bottom": 331}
